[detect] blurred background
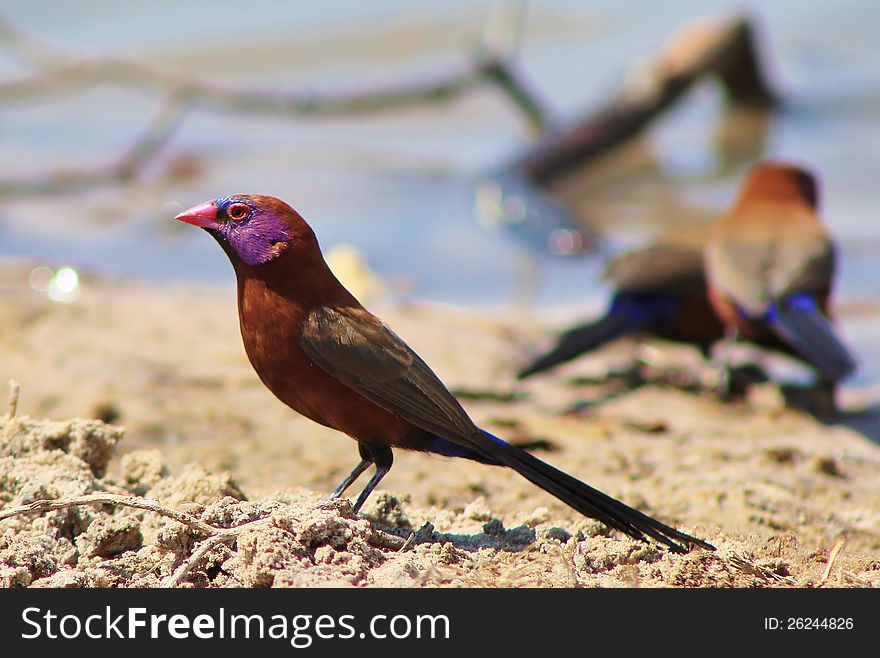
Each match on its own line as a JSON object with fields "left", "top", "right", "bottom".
{"left": 1, "top": 0, "right": 878, "bottom": 389}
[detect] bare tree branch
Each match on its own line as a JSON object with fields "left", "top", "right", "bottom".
{"left": 513, "top": 16, "right": 777, "bottom": 185}
{"left": 474, "top": 16, "right": 778, "bottom": 258}
{"left": 0, "top": 12, "right": 550, "bottom": 196}
{"left": 0, "top": 97, "right": 185, "bottom": 197}
{"left": 0, "top": 13, "right": 68, "bottom": 66}
{"left": 0, "top": 14, "right": 548, "bottom": 130}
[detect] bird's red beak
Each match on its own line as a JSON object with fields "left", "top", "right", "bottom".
{"left": 175, "top": 201, "right": 220, "bottom": 229}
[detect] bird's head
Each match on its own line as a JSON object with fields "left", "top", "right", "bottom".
{"left": 175, "top": 194, "right": 316, "bottom": 267}
{"left": 739, "top": 161, "right": 820, "bottom": 210}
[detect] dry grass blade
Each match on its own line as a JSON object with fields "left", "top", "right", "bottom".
{"left": 819, "top": 538, "right": 846, "bottom": 586}
{"left": 6, "top": 380, "right": 19, "bottom": 419}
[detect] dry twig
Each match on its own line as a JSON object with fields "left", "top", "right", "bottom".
{"left": 162, "top": 533, "right": 235, "bottom": 588}
{"left": 0, "top": 492, "right": 224, "bottom": 534}
{"left": 0, "top": 492, "right": 409, "bottom": 587}
{"left": 6, "top": 380, "right": 19, "bottom": 418}
{"left": 819, "top": 537, "right": 846, "bottom": 586}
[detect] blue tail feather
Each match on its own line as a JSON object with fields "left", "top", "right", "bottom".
{"left": 517, "top": 292, "right": 681, "bottom": 379}
{"left": 765, "top": 294, "right": 857, "bottom": 381}
{"left": 609, "top": 292, "right": 681, "bottom": 325}
{"left": 424, "top": 432, "right": 504, "bottom": 465}
{"left": 470, "top": 431, "right": 712, "bottom": 552}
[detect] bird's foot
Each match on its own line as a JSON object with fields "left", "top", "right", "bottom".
{"left": 781, "top": 381, "right": 839, "bottom": 419}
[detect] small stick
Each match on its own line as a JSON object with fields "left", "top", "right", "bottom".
{"left": 161, "top": 534, "right": 232, "bottom": 588}
{"left": 7, "top": 380, "right": 19, "bottom": 418}
{"left": 0, "top": 492, "right": 224, "bottom": 535}
{"left": 397, "top": 531, "right": 416, "bottom": 553}
{"left": 819, "top": 537, "right": 846, "bottom": 586}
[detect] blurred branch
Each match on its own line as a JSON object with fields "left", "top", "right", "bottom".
{"left": 0, "top": 97, "right": 185, "bottom": 197}
{"left": 475, "top": 15, "right": 777, "bottom": 258}
{"left": 475, "top": 50, "right": 547, "bottom": 133}
{"left": 0, "top": 12, "right": 550, "bottom": 196}
{"left": 482, "top": 0, "right": 528, "bottom": 59}
{"left": 0, "top": 14, "right": 548, "bottom": 131}
{"left": 0, "top": 13, "right": 67, "bottom": 66}
{"left": 513, "top": 16, "right": 777, "bottom": 184}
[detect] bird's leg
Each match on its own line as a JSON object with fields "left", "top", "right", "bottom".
{"left": 351, "top": 445, "right": 394, "bottom": 513}
{"left": 327, "top": 443, "right": 374, "bottom": 500}
{"left": 808, "top": 378, "right": 838, "bottom": 418}
{"left": 327, "top": 460, "right": 371, "bottom": 500}
{"left": 711, "top": 326, "right": 738, "bottom": 399}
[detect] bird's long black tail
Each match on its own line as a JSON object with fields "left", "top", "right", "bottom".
{"left": 769, "top": 296, "right": 857, "bottom": 382}
{"left": 479, "top": 430, "right": 714, "bottom": 553}
{"left": 518, "top": 312, "right": 642, "bottom": 380}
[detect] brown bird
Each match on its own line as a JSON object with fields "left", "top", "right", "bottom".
{"left": 705, "top": 162, "right": 857, "bottom": 389}
{"left": 175, "top": 194, "right": 713, "bottom": 553}
{"left": 518, "top": 241, "right": 725, "bottom": 379}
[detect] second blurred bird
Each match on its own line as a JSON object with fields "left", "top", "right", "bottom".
{"left": 517, "top": 240, "right": 723, "bottom": 380}
{"left": 705, "top": 161, "right": 857, "bottom": 404}
{"left": 519, "top": 160, "right": 858, "bottom": 409}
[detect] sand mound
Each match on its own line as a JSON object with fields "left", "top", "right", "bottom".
{"left": 4, "top": 414, "right": 877, "bottom": 588}
{"left": 1, "top": 416, "right": 386, "bottom": 587}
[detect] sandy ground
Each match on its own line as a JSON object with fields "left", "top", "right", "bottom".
{"left": 2, "top": 260, "right": 880, "bottom": 588}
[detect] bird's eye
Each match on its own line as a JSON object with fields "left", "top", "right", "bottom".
{"left": 227, "top": 203, "right": 250, "bottom": 221}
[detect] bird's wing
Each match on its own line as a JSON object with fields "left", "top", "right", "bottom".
{"left": 707, "top": 207, "right": 835, "bottom": 314}
{"left": 705, "top": 238, "right": 774, "bottom": 314}
{"left": 768, "top": 237, "right": 835, "bottom": 301}
{"left": 604, "top": 243, "right": 706, "bottom": 295}
{"left": 300, "top": 304, "right": 482, "bottom": 446}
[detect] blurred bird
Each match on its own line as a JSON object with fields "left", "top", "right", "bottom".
{"left": 176, "top": 194, "right": 712, "bottom": 553}
{"left": 705, "top": 162, "right": 857, "bottom": 390}
{"left": 518, "top": 241, "right": 725, "bottom": 380}
{"left": 324, "top": 243, "right": 388, "bottom": 305}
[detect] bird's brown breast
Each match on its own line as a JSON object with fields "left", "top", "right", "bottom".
{"left": 234, "top": 272, "right": 413, "bottom": 445}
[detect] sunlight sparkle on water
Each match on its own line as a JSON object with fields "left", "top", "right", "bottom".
{"left": 29, "top": 266, "right": 81, "bottom": 302}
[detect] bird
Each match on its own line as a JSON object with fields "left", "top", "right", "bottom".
{"left": 518, "top": 240, "right": 725, "bottom": 380}
{"left": 704, "top": 161, "right": 857, "bottom": 393}
{"left": 175, "top": 194, "right": 713, "bottom": 553}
